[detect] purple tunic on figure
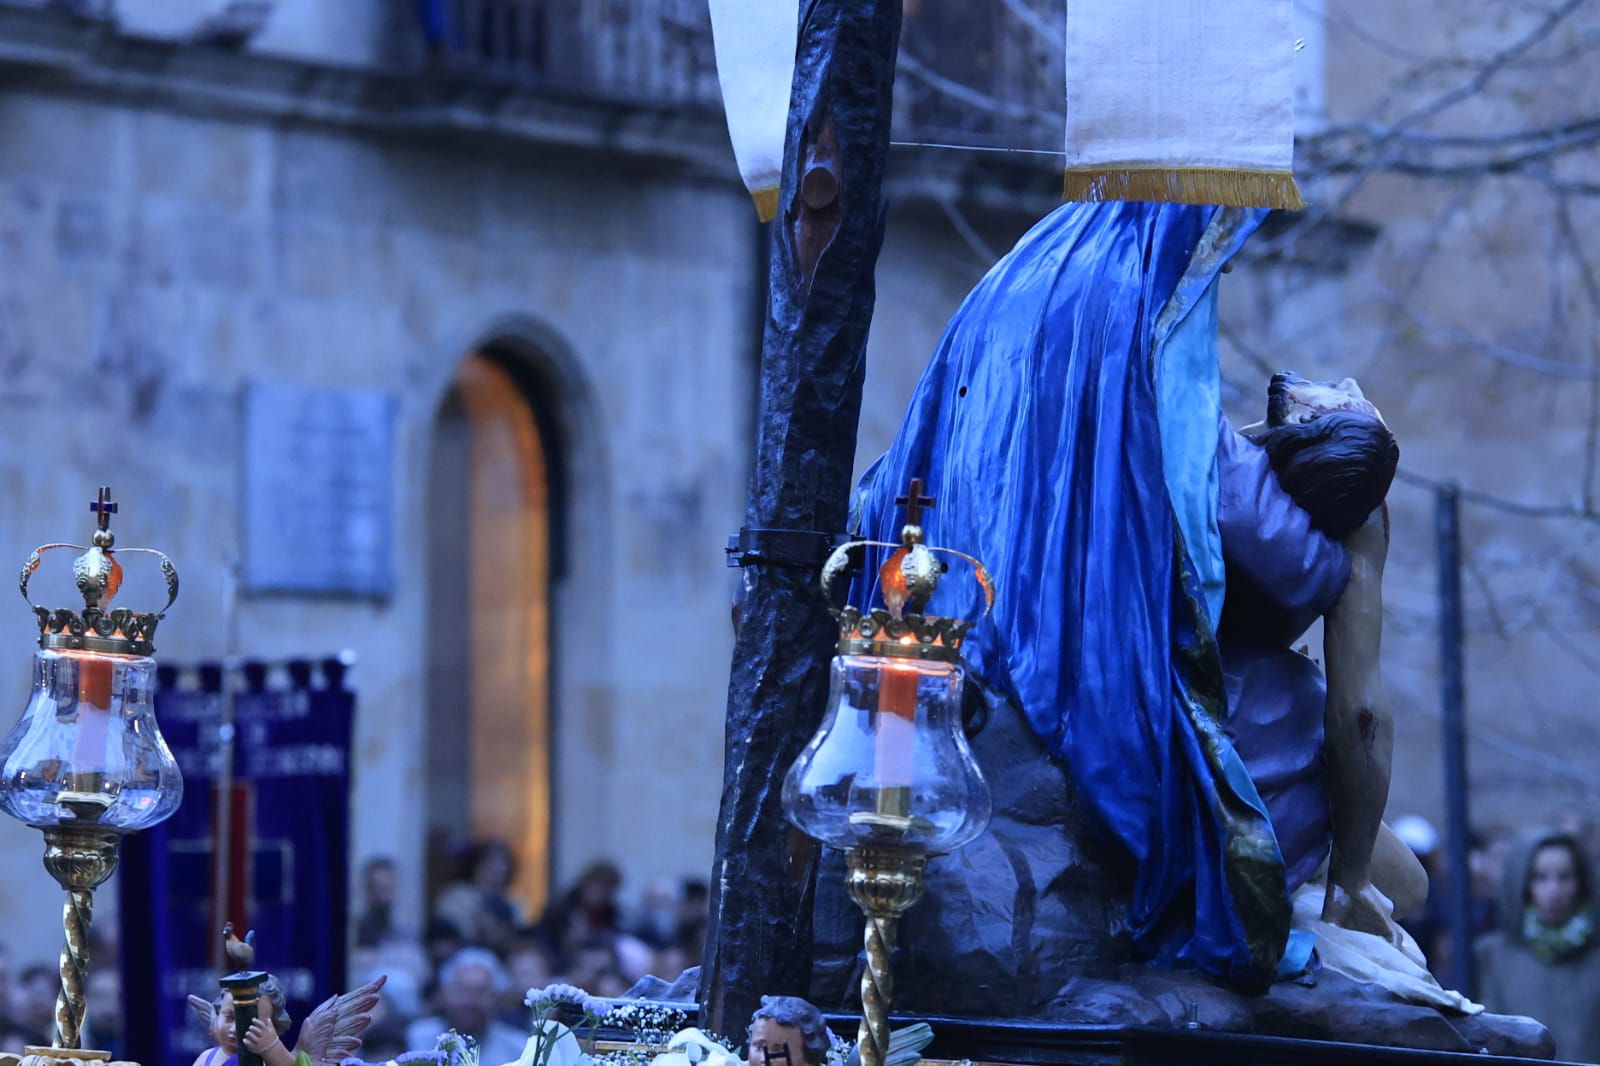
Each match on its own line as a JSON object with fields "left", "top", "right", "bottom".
{"left": 1215, "top": 413, "right": 1351, "bottom": 894}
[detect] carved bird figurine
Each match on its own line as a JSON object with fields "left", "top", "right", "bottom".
{"left": 223, "top": 923, "right": 257, "bottom": 970}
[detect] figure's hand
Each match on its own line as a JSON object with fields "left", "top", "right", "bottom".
{"left": 243, "top": 1019, "right": 281, "bottom": 1054}
{"left": 243, "top": 1019, "right": 296, "bottom": 1066}
{"left": 1321, "top": 881, "right": 1405, "bottom": 947}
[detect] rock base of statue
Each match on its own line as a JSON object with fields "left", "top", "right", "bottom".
{"left": 810, "top": 682, "right": 1125, "bottom": 1016}
{"left": 806, "top": 689, "right": 1557, "bottom": 1060}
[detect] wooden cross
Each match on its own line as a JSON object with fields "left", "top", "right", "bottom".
{"left": 90, "top": 486, "right": 117, "bottom": 531}
{"left": 896, "top": 477, "right": 936, "bottom": 525}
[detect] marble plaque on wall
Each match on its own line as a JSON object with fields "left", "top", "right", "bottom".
{"left": 243, "top": 383, "right": 396, "bottom": 598}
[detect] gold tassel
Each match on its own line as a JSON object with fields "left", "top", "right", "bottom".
{"left": 1062, "top": 167, "right": 1304, "bottom": 211}
{"left": 751, "top": 185, "right": 780, "bottom": 223}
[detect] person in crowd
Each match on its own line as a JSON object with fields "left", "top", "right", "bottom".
{"left": 421, "top": 917, "right": 468, "bottom": 1005}
{"left": 0, "top": 942, "right": 14, "bottom": 1028}
{"left": 675, "top": 880, "right": 710, "bottom": 965}
{"left": 14, "top": 964, "right": 58, "bottom": 1047}
{"left": 1390, "top": 815, "right": 1447, "bottom": 973}
{"left": 537, "top": 862, "right": 624, "bottom": 964}
{"left": 562, "top": 938, "right": 629, "bottom": 999}
{"left": 0, "top": 1023, "right": 32, "bottom": 1055}
{"left": 1469, "top": 827, "right": 1513, "bottom": 937}
{"left": 500, "top": 937, "right": 554, "bottom": 1026}
{"left": 434, "top": 840, "right": 524, "bottom": 950}
{"left": 406, "top": 948, "right": 527, "bottom": 1065}
{"left": 82, "top": 968, "right": 124, "bottom": 1059}
{"left": 631, "top": 878, "right": 681, "bottom": 950}
{"left": 348, "top": 964, "right": 414, "bottom": 1065}
{"left": 356, "top": 856, "right": 403, "bottom": 949}
{"left": 1476, "top": 828, "right": 1600, "bottom": 1061}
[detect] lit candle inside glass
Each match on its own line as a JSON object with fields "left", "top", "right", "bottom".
{"left": 873, "top": 658, "right": 918, "bottom": 790}
{"left": 68, "top": 656, "right": 115, "bottom": 792}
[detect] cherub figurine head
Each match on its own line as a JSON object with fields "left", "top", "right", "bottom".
{"left": 190, "top": 969, "right": 385, "bottom": 1066}
{"left": 746, "top": 997, "right": 829, "bottom": 1066}
{"left": 191, "top": 974, "right": 293, "bottom": 1066}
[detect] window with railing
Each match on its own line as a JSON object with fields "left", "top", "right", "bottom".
{"left": 399, "top": 0, "right": 721, "bottom": 109}
{"left": 394, "top": 0, "right": 1064, "bottom": 150}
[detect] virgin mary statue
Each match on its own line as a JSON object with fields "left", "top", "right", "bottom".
{"left": 847, "top": 201, "right": 1355, "bottom": 990}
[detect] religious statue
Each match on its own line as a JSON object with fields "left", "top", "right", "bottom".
{"left": 810, "top": 200, "right": 1552, "bottom": 1054}
{"left": 746, "top": 997, "right": 829, "bottom": 1066}
{"left": 188, "top": 927, "right": 387, "bottom": 1066}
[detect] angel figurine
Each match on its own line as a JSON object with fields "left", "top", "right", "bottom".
{"left": 189, "top": 968, "right": 387, "bottom": 1066}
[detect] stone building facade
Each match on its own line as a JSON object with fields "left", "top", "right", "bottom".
{"left": 0, "top": 0, "right": 1594, "bottom": 980}
{"left": 0, "top": 0, "right": 1041, "bottom": 965}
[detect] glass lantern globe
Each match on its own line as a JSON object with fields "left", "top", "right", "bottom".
{"left": 0, "top": 646, "right": 183, "bottom": 832}
{"left": 783, "top": 648, "right": 991, "bottom": 855}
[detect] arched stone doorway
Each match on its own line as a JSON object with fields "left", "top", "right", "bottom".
{"left": 425, "top": 351, "right": 553, "bottom": 919}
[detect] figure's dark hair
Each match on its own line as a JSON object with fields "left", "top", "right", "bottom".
{"left": 215, "top": 975, "right": 292, "bottom": 1035}
{"left": 1255, "top": 411, "right": 1399, "bottom": 538}
{"left": 750, "top": 996, "right": 830, "bottom": 1066}
{"left": 458, "top": 839, "right": 517, "bottom": 884}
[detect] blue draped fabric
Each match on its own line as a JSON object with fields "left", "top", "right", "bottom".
{"left": 850, "top": 201, "right": 1291, "bottom": 986}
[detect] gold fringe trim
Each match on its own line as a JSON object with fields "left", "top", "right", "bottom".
{"left": 751, "top": 185, "right": 780, "bottom": 222}
{"left": 1062, "top": 167, "right": 1304, "bottom": 211}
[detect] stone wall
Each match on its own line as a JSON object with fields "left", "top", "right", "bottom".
{"left": 0, "top": 16, "right": 999, "bottom": 968}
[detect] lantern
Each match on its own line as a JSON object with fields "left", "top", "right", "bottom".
{"left": 0, "top": 487, "right": 182, "bottom": 1051}
{"left": 783, "top": 479, "right": 992, "bottom": 1066}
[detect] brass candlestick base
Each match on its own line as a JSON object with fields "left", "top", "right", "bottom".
{"left": 40, "top": 818, "right": 122, "bottom": 1051}
{"left": 844, "top": 846, "right": 928, "bottom": 1066}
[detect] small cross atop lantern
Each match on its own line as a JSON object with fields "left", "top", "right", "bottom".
{"left": 782, "top": 478, "right": 994, "bottom": 1066}
{"left": 0, "top": 487, "right": 182, "bottom": 1052}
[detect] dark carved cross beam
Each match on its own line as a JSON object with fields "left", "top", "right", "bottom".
{"left": 701, "top": 0, "right": 905, "bottom": 1037}
{"left": 90, "top": 486, "right": 117, "bottom": 531}
{"left": 896, "top": 478, "right": 936, "bottom": 526}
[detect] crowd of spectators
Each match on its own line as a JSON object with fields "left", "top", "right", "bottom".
{"left": 5, "top": 816, "right": 1599, "bottom": 1062}
{"left": 348, "top": 841, "right": 709, "bottom": 1061}
{"left": 0, "top": 841, "right": 708, "bottom": 1064}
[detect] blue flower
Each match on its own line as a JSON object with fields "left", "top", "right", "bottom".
{"left": 525, "top": 982, "right": 590, "bottom": 1009}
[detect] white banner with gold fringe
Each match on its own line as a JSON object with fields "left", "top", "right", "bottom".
{"left": 1063, "top": 0, "right": 1303, "bottom": 210}
{"left": 708, "top": 0, "right": 798, "bottom": 222}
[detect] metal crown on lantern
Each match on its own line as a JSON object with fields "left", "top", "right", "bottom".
{"left": 0, "top": 487, "right": 183, "bottom": 1052}
{"left": 783, "top": 478, "right": 994, "bottom": 1066}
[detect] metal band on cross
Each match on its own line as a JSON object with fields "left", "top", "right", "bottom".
{"left": 89, "top": 486, "right": 117, "bottom": 532}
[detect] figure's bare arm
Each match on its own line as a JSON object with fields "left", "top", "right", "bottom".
{"left": 1320, "top": 507, "right": 1394, "bottom": 933}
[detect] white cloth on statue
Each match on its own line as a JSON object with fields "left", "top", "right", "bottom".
{"left": 1064, "top": 0, "right": 1302, "bottom": 208}
{"left": 708, "top": 0, "right": 798, "bottom": 220}
{"left": 1291, "top": 882, "right": 1484, "bottom": 1015}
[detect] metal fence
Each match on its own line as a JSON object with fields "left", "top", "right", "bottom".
{"left": 395, "top": 0, "right": 1065, "bottom": 149}
{"left": 399, "top": 0, "right": 722, "bottom": 110}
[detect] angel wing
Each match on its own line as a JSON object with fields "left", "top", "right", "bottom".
{"left": 292, "top": 974, "right": 387, "bottom": 1066}
{"left": 188, "top": 994, "right": 218, "bottom": 1036}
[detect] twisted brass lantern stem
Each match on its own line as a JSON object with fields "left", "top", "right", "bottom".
{"left": 54, "top": 888, "right": 95, "bottom": 1050}
{"left": 844, "top": 846, "right": 927, "bottom": 1066}
{"left": 40, "top": 824, "right": 122, "bottom": 1051}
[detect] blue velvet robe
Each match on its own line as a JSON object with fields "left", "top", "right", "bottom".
{"left": 850, "top": 201, "right": 1347, "bottom": 987}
